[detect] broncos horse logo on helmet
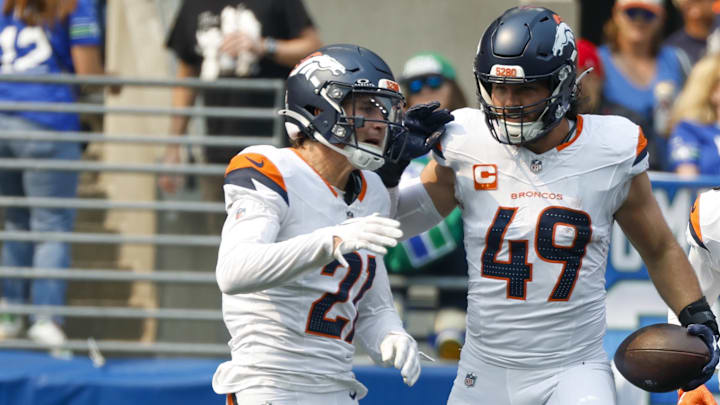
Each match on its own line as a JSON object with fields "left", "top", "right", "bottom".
{"left": 291, "top": 52, "right": 347, "bottom": 87}
{"left": 474, "top": 7, "right": 579, "bottom": 145}
{"left": 279, "top": 44, "right": 405, "bottom": 171}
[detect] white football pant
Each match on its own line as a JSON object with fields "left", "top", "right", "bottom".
{"left": 447, "top": 355, "right": 616, "bottom": 405}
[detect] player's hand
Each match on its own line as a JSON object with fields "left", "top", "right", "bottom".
{"left": 377, "top": 102, "right": 453, "bottom": 188}
{"left": 158, "top": 145, "right": 185, "bottom": 194}
{"left": 395, "top": 101, "right": 453, "bottom": 160}
{"left": 404, "top": 101, "right": 453, "bottom": 155}
{"left": 682, "top": 324, "right": 720, "bottom": 391}
{"left": 678, "top": 385, "right": 717, "bottom": 405}
{"left": 327, "top": 213, "right": 402, "bottom": 267}
{"left": 380, "top": 331, "right": 421, "bottom": 387}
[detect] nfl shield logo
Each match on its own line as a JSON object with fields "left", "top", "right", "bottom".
{"left": 464, "top": 372, "right": 477, "bottom": 387}
{"left": 530, "top": 159, "right": 543, "bottom": 173}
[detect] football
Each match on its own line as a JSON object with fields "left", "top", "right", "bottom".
{"left": 614, "top": 323, "right": 710, "bottom": 392}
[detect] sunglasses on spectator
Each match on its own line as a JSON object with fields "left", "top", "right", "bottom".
{"left": 407, "top": 75, "right": 446, "bottom": 94}
{"left": 623, "top": 7, "right": 658, "bottom": 22}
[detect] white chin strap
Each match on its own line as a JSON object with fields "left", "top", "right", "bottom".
{"left": 313, "top": 133, "right": 385, "bottom": 171}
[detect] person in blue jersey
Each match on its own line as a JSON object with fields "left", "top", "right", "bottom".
{"left": 599, "top": 0, "right": 686, "bottom": 171}
{"left": 0, "top": 0, "right": 108, "bottom": 350}
{"left": 667, "top": 53, "right": 720, "bottom": 176}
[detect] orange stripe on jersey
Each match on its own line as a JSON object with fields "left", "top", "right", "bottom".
{"left": 633, "top": 127, "right": 649, "bottom": 166}
{"left": 556, "top": 115, "right": 583, "bottom": 151}
{"left": 636, "top": 128, "right": 648, "bottom": 157}
{"left": 225, "top": 153, "right": 287, "bottom": 192}
{"left": 358, "top": 171, "right": 368, "bottom": 202}
{"left": 689, "top": 195, "right": 706, "bottom": 248}
{"left": 226, "top": 394, "right": 235, "bottom": 405}
{"left": 291, "top": 148, "right": 338, "bottom": 197}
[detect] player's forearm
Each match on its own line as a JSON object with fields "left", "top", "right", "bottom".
{"left": 215, "top": 230, "right": 335, "bottom": 295}
{"left": 646, "top": 241, "right": 704, "bottom": 316}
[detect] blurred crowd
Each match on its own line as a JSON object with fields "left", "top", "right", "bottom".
{"left": 1, "top": 0, "right": 720, "bottom": 359}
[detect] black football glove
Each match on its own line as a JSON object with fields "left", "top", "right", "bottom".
{"left": 678, "top": 297, "right": 720, "bottom": 391}
{"left": 377, "top": 102, "right": 453, "bottom": 188}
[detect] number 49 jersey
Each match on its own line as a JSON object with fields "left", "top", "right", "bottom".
{"left": 438, "top": 109, "right": 649, "bottom": 369}
{"left": 212, "top": 145, "right": 402, "bottom": 398}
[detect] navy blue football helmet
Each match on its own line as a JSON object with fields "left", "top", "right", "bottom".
{"left": 475, "top": 7, "right": 578, "bottom": 145}
{"left": 279, "top": 44, "right": 405, "bottom": 170}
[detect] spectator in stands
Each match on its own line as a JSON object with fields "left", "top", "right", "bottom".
{"left": 576, "top": 39, "right": 605, "bottom": 114}
{"left": 667, "top": 53, "right": 720, "bottom": 176}
{"left": 599, "top": 0, "right": 686, "bottom": 170}
{"left": 664, "top": 0, "right": 719, "bottom": 74}
{"left": 385, "top": 52, "right": 467, "bottom": 360}
{"left": 160, "top": 0, "right": 322, "bottom": 209}
{"left": 0, "top": 0, "right": 107, "bottom": 350}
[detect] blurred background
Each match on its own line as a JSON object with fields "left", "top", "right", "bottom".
{"left": 0, "top": 0, "right": 718, "bottom": 404}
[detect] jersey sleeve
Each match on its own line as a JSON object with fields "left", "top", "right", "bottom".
{"left": 353, "top": 259, "right": 406, "bottom": 364}
{"left": 68, "top": 0, "right": 101, "bottom": 46}
{"left": 688, "top": 191, "right": 720, "bottom": 270}
{"left": 224, "top": 152, "right": 289, "bottom": 208}
{"left": 216, "top": 153, "right": 338, "bottom": 295}
{"left": 608, "top": 123, "right": 650, "bottom": 213}
{"left": 668, "top": 121, "right": 701, "bottom": 170}
{"left": 433, "top": 108, "right": 470, "bottom": 168}
{"left": 165, "top": 2, "right": 201, "bottom": 66}
{"left": 629, "top": 126, "right": 650, "bottom": 177}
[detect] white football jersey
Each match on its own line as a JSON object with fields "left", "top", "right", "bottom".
{"left": 439, "top": 109, "right": 649, "bottom": 369}
{"left": 686, "top": 189, "right": 720, "bottom": 310}
{"left": 212, "top": 145, "right": 402, "bottom": 398}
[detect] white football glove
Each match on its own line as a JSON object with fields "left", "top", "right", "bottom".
{"left": 380, "top": 331, "right": 421, "bottom": 387}
{"left": 327, "top": 213, "right": 403, "bottom": 267}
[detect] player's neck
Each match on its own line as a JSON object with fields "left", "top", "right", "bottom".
{"left": 523, "top": 118, "right": 571, "bottom": 155}
{"left": 294, "top": 142, "right": 354, "bottom": 190}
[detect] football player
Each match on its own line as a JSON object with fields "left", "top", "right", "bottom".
{"left": 212, "top": 44, "right": 430, "bottom": 405}
{"left": 385, "top": 7, "right": 720, "bottom": 405}
{"left": 669, "top": 188, "right": 720, "bottom": 405}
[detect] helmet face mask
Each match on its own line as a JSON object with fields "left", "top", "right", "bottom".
{"left": 280, "top": 45, "right": 406, "bottom": 170}
{"left": 474, "top": 7, "right": 578, "bottom": 145}
{"left": 325, "top": 82, "right": 405, "bottom": 168}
